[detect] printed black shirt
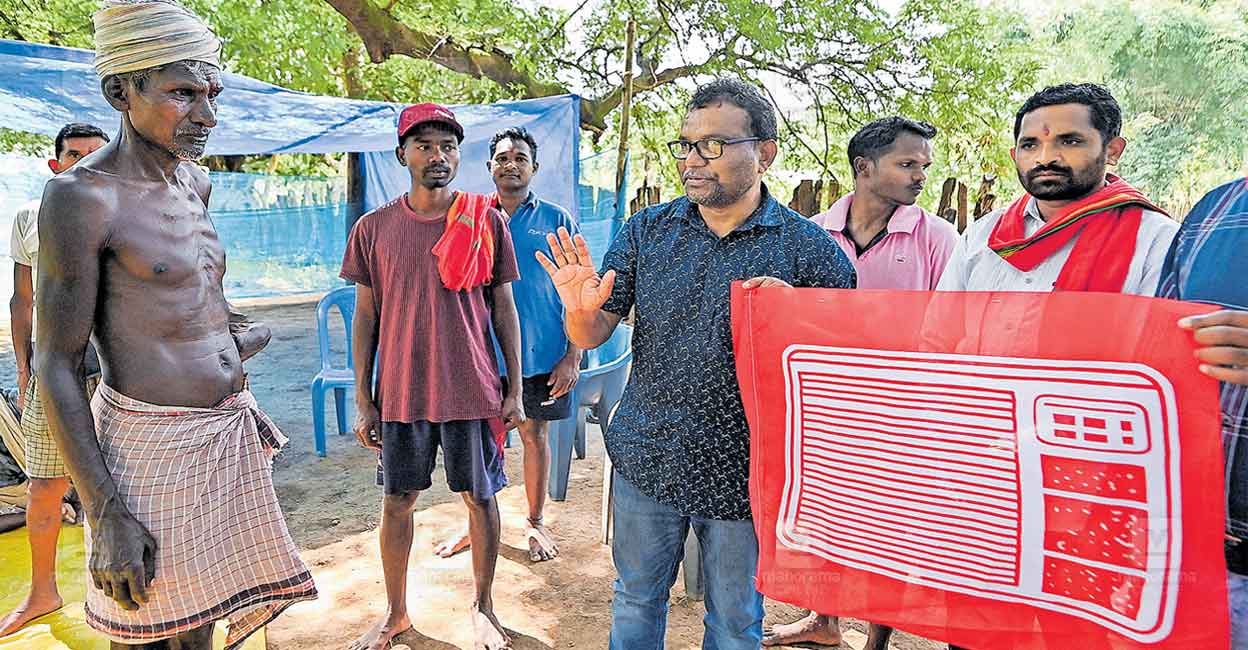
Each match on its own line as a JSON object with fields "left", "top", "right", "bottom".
{"left": 600, "top": 184, "right": 857, "bottom": 520}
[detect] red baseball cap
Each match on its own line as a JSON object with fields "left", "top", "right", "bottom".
{"left": 397, "top": 103, "right": 464, "bottom": 143}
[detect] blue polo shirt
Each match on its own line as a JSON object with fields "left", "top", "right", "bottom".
{"left": 495, "top": 192, "right": 579, "bottom": 378}
{"left": 600, "top": 184, "right": 857, "bottom": 520}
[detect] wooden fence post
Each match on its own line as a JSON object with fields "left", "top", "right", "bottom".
{"left": 938, "top": 178, "right": 956, "bottom": 219}
{"left": 630, "top": 184, "right": 661, "bottom": 214}
{"left": 789, "top": 179, "right": 820, "bottom": 217}
{"left": 973, "top": 175, "right": 998, "bottom": 219}
{"left": 825, "top": 176, "right": 842, "bottom": 206}
{"left": 956, "top": 181, "right": 969, "bottom": 233}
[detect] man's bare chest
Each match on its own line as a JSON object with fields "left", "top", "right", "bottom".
{"left": 107, "top": 188, "right": 226, "bottom": 287}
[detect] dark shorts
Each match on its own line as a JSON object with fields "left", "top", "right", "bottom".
{"left": 503, "top": 373, "right": 573, "bottom": 421}
{"left": 376, "top": 419, "right": 507, "bottom": 500}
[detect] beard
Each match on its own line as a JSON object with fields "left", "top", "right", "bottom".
{"left": 421, "top": 164, "right": 454, "bottom": 189}
{"left": 1019, "top": 152, "right": 1107, "bottom": 201}
{"left": 687, "top": 180, "right": 748, "bottom": 208}
{"left": 170, "top": 143, "right": 206, "bottom": 161}
{"left": 684, "top": 172, "right": 753, "bottom": 208}
{"left": 170, "top": 128, "right": 210, "bottom": 161}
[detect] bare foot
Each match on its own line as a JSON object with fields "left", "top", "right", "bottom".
{"left": 471, "top": 606, "right": 511, "bottom": 650}
{"left": 762, "top": 612, "right": 842, "bottom": 647}
{"left": 0, "top": 592, "right": 64, "bottom": 637}
{"left": 525, "top": 523, "right": 559, "bottom": 562}
{"left": 433, "top": 530, "right": 471, "bottom": 558}
{"left": 348, "top": 612, "right": 412, "bottom": 650}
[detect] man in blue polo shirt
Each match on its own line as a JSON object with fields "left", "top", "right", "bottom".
{"left": 434, "top": 127, "right": 580, "bottom": 563}
{"left": 1158, "top": 177, "right": 1248, "bottom": 649}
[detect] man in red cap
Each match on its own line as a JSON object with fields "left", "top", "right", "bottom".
{"left": 341, "top": 103, "right": 524, "bottom": 650}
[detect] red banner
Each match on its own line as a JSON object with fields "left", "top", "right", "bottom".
{"left": 732, "top": 287, "right": 1229, "bottom": 650}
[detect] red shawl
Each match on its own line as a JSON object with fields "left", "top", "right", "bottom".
{"left": 988, "top": 174, "right": 1166, "bottom": 291}
{"left": 431, "top": 192, "right": 496, "bottom": 291}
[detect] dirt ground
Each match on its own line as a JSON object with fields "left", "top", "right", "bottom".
{"left": 0, "top": 297, "right": 942, "bottom": 650}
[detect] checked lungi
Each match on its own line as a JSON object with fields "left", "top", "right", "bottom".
{"left": 85, "top": 383, "right": 316, "bottom": 649}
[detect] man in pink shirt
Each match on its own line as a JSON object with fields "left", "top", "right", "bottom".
{"left": 809, "top": 116, "right": 957, "bottom": 290}
{"left": 764, "top": 116, "right": 956, "bottom": 649}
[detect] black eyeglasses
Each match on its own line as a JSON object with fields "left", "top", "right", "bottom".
{"left": 667, "top": 137, "right": 763, "bottom": 160}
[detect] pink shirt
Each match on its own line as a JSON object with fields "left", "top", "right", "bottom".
{"left": 812, "top": 192, "right": 958, "bottom": 290}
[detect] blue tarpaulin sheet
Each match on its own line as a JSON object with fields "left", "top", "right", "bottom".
{"left": 360, "top": 97, "right": 579, "bottom": 217}
{"left": 0, "top": 38, "right": 581, "bottom": 216}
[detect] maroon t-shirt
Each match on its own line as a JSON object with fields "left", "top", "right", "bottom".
{"left": 339, "top": 193, "right": 520, "bottom": 423}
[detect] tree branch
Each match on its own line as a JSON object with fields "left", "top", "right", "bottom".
{"left": 323, "top": 0, "right": 717, "bottom": 135}
{"left": 324, "top": 0, "right": 596, "bottom": 123}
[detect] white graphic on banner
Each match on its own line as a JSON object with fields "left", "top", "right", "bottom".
{"left": 777, "top": 346, "right": 1181, "bottom": 643}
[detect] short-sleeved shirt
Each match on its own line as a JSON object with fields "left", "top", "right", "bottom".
{"left": 10, "top": 199, "right": 40, "bottom": 275}
{"left": 9, "top": 198, "right": 100, "bottom": 372}
{"left": 936, "top": 197, "right": 1178, "bottom": 295}
{"left": 340, "top": 194, "right": 520, "bottom": 424}
{"left": 10, "top": 199, "right": 40, "bottom": 335}
{"left": 493, "top": 192, "right": 578, "bottom": 377}
{"left": 600, "top": 184, "right": 857, "bottom": 520}
{"left": 1156, "top": 177, "right": 1248, "bottom": 539}
{"left": 812, "top": 192, "right": 958, "bottom": 289}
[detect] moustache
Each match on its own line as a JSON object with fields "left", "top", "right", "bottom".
{"left": 1027, "top": 165, "right": 1072, "bottom": 180}
{"left": 175, "top": 128, "right": 211, "bottom": 139}
{"left": 424, "top": 165, "right": 451, "bottom": 174}
{"left": 682, "top": 173, "right": 716, "bottom": 182}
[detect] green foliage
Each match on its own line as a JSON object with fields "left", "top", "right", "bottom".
{"left": 522, "top": 0, "right": 1043, "bottom": 203}
{"left": 0, "top": 129, "right": 52, "bottom": 157}
{"left": 0, "top": 0, "right": 95, "bottom": 47}
{"left": 2, "top": 0, "right": 1237, "bottom": 207}
{"left": 1034, "top": 0, "right": 1248, "bottom": 212}
{"left": 182, "top": 0, "right": 514, "bottom": 103}
{"left": 755, "top": 0, "right": 1042, "bottom": 206}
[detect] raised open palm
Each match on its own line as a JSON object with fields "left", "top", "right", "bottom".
{"left": 535, "top": 226, "right": 616, "bottom": 314}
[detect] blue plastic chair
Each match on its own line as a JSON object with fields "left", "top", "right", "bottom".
{"left": 310, "top": 286, "right": 355, "bottom": 457}
{"left": 547, "top": 324, "right": 633, "bottom": 501}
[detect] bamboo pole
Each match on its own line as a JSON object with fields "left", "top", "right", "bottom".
{"left": 614, "top": 19, "right": 637, "bottom": 218}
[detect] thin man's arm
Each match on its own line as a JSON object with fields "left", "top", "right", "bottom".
{"left": 351, "top": 284, "right": 379, "bottom": 407}
{"left": 490, "top": 282, "right": 523, "bottom": 399}
{"left": 10, "top": 263, "right": 34, "bottom": 393}
{"left": 37, "top": 176, "right": 157, "bottom": 611}
{"left": 35, "top": 177, "right": 115, "bottom": 523}
{"left": 564, "top": 341, "right": 583, "bottom": 364}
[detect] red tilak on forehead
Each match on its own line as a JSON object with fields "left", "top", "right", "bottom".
{"left": 1042, "top": 125, "right": 1051, "bottom": 136}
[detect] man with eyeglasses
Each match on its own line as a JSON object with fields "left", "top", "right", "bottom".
{"left": 537, "top": 77, "right": 856, "bottom": 649}
{"left": 0, "top": 121, "right": 109, "bottom": 638}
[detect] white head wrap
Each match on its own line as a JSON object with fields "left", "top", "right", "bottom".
{"left": 93, "top": 0, "right": 222, "bottom": 79}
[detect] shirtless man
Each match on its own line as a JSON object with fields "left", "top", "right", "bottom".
{"left": 37, "top": 2, "right": 315, "bottom": 648}
{"left": 0, "top": 121, "right": 108, "bottom": 638}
